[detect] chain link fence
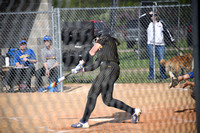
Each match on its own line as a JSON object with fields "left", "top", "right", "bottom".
{"left": 0, "top": 5, "right": 192, "bottom": 92}
{"left": 0, "top": 4, "right": 197, "bottom": 133}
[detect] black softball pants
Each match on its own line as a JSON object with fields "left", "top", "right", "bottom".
{"left": 81, "top": 61, "right": 134, "bottom": 123}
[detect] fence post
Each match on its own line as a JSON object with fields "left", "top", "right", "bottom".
{"left": 56, "top": 8, "right": 63, "bottom": 92}
{"left": 192, "top": 0, "right": 200, "bottom": 132}
{"left": 153, "top": 5, "right": 156, "bottom": 82}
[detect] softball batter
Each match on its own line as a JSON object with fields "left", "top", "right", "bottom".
{"left": 71, "top": 28, "right": 141, "bottom": 128}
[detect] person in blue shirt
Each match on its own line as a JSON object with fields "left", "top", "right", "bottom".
{"left": 6, "top": 38, "right": 37, "bottom": 92}
{"left": 14, "top": 40, "right": 37, "bottom": 67}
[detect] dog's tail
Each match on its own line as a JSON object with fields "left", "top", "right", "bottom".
{"left": 160, "top": 59, "right": 166, "bottom": 66}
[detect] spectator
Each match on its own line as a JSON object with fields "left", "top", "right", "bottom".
{"left": 35, "top": 36, "right": 59, "bottom": 92}
{"left": 139, "top": 11, "right": 175, "bottom": 80}
{"left": 6, "top": 38, "right": 37, "bottom": 92}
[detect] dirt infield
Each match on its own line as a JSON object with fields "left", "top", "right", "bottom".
{"left": 0, "top": 83, "right": 197, "bottom": 133}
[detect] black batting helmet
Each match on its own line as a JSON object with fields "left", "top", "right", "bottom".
{"left": 96, "top": 28, "right": 110, "bottom": 37}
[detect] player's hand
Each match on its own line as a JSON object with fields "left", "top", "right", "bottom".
{"left": 71, "top": 60, "right": 85, "bottom": 74}
{"left": 71, "top": 65, "right": 83, "bottom": 74}
{"left": 149, "top": 11, "right": 153, "bottom": 15}
{"left": 71, "top": 68, "right": 79, "bottom": 74}
{"left": 182, "top": 80, "right": 194, "bottom": 88}
{"left": 75, "top": 60, "right": 84, "bottom": 71}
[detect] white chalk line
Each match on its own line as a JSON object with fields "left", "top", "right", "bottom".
{"left": 38, "top": 126, "right": 56, "bottom": 132}
{"left": 0, "top": 117, "right": 23, "bottom": 121}
{"left": 172, "top": 117, "right": 196, "bottom": 123}
{"left": 38, "top": 126, "right": 90, "bottom": 133}
{"left": 90, "top": 118, "right": 115, "bottom": 122}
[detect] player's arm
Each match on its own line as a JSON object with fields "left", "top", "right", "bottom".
{"left": 178, "top": 72, "right": 193, "bottom": 82}
{"left": 182, "top": 80, "right": 195, "bottom": 88}
{"left": 83, "top": 52, "right": 102, "bottom": 72}
{"left": 89, "top": 43, "right": 102, "bottom": 56}
{"left": 72, "top": 43, "right": 102, "bottom": 73}
{"left": 83, "top": 43, "right": 102, "bottom": 71}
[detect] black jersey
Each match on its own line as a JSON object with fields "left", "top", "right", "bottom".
{"left": 97, "top": 35, "right": 119, "bottom": 63}
{"left": 84, "top": 35, "right": 119, "bottom": 71}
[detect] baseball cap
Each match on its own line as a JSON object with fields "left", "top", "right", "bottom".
{"left": 43, "top": 36, "right": 51, "bottom": 41}
{"left": 19, "top": 40, "right": 27, "bottom": 45}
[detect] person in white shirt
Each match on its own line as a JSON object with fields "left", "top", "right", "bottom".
{"left": 140, "top": 11, "right": 175, "bottom": 80}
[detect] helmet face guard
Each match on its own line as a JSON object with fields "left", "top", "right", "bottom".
{"left": 43, "top": 36, "right": 51, "bottom": 41}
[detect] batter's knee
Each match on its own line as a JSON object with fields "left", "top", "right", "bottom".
{"left": 102, "top": 96, "right": 113, "bottom": 107}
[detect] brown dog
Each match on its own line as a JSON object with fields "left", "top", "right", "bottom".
{"left": 160, "top": 52, "right": 193, "bottom": 77}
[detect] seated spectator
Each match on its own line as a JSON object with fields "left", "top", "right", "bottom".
{"left": 6, "top": 38, "right": 37, "bottom": 92}
{"left": 35, "top": 36, "right": 59, "bottom": 92}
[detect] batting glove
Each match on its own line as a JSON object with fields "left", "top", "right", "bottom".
{"left": 75, "top": 63, "right": 83, "bottom": 71}
{"left": 71, "top": 66, "right": 83, "bottom": 74}
{"left": 71, "top": 60, "right": 85, "bottom": 74}
{"left": 71, "top": 68, "right": 78, "bottom": 74}
{"left": 76, "top": 60, "right": 85, "bottom": 70}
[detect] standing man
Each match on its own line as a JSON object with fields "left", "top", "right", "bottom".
{"left": 139, "top": 11, "right": 175, "bottom": 80}
{"left": 35, "top": 36, "right": 59, "bottom": 92}
{"left": 71, "top": 28, "right": 141, "bottom": 128}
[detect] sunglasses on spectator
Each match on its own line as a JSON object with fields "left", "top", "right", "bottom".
{"left": 20, "top": 43, "right": 27, "bottom": 45}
